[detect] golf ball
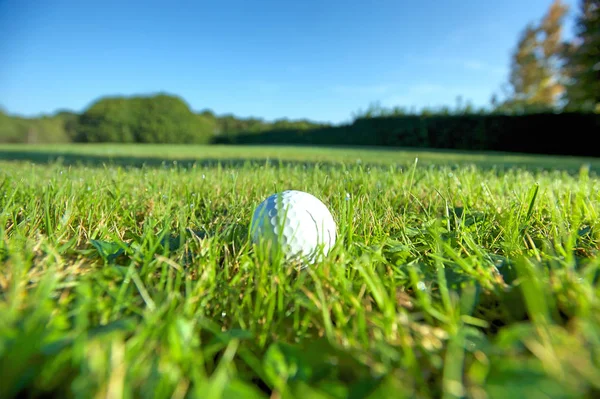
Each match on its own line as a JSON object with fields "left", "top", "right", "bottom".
{"left": 250, "top": 190, "right": 336, "bottom": 263}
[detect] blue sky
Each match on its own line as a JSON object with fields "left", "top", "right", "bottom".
{"left": 0, "top": 0, "right": 577, "bottom": 124}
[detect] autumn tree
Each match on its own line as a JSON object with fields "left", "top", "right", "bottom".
{"left": 563, "top": 0, "right": 600, "bottom": 112}
{"left": 494, "top": 0, "right": 569, "bottom": 112}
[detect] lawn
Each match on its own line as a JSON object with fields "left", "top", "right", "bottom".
{"left": 2, "top": 143, "right": 600, "bottom": 174}
{"left": 1, "top": 144, "right": 599, "bottom": 398}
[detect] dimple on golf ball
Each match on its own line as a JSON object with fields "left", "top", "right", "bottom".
{"left": 250, "top": 190, "right": 336, "bottom": 263}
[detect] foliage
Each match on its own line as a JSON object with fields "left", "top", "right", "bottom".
{"left": 351, "top": 98, "right": 485, "bottom": 121}
{"left": 75, "top": 93, "right": 216, "bottom": 144}
{"left": 54, "top": 110, "right": 80, "bottom": 141}
{"left": 0, "top": 108, "right": 72, "bottom": 144}
{"left": 0, "top": 109, "right": 21, "bottom": 143}
{"left": 563, "top": 0, "right": 600, "bottom": 112}
{"left": 0, "top": 96, "right": 329, "bottom": 144}
{"left": 217, "top": 112, "right": 600, "bottom": 157}
{"left": 494, "top": 0, "right": 569, "bottom": 112}
{"left": 1, "top": 146, "right": 599, "bottom": 398}
{"left": 212, "top": 114, "right": 329, "bottom": 141}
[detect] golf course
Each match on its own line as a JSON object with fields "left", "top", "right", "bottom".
{"left": 2, "top": 0, "right": 600, "bottom": 396}
{"left": 1, "top": 143, "right": 599, "bottom": 398}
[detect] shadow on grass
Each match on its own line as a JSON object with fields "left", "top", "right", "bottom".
{"left": 0, "top": 149, "right": 596, "bottom": 175}
{"left": 0, "top": 150, "right": 360, "bottom": 171}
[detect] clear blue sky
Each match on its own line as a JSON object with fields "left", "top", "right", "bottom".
{"left": 0, "top": 0, "right": 577, "bottom": 124}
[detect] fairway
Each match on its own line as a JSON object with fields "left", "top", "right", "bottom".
{"left": 1, "top": 144, "right": 599, "bottom": 398}
{"left": 2, "top": 143, "right": 600, "bottom": 174}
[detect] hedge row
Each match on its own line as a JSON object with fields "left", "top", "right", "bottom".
{"left": 214, "top": 112, "right": 600, "bottom": 157}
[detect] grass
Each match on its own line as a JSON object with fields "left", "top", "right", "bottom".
{"left": 2, "top": 143, "right": 600, "bottom": 174}
{"left": 1, "top": 144, "right": 599, "bottom": 398}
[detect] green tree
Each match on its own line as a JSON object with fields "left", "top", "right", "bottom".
{"left": 54, "top": 110, "right": 80, "bottom": 141}
{"left": 197, "top": 109, "right": 222, "bottom": 135}
{"left": 133, "top": 94, "right": 202, "bottom": 143}
{"left": 77, "top": 97, "right": 136, "bottom": 142}
{"left": 0, "top": 108, "right": 71, "bottom": 143}
{"left": 195, "top": 113, "right": 219, "bottom": 138}
{"left": 563, "top": 0, "right": 600, "bottom": 112}
{"left": 77, "top": 93, "right": 215, "bottom": 143}
{"left": 34, "top": 116, "right": 71, "bottom": 143}
{"left": 0, "top": 109, "right": 22, "bottom": 143}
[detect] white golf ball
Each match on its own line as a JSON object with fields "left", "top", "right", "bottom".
{"left": 250, "top": 190, "right": 337, "bottom": 263}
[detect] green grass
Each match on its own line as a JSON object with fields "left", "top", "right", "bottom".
{"left": 1, "top": 144, "right": 599, "bottom": 398}
{"left": 2, "top": 143, "right": 600, "bottom": 174}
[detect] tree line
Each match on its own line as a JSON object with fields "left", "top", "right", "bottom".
{"left": 0, "top": 0, "right": 597, "bottom": 146}
{"left": 216, "top": 112, "right": 600, "bottom": 157}
{"left": 0, "top": 94, "right": 329, "bottom": 144}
